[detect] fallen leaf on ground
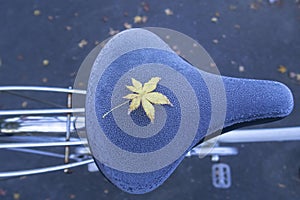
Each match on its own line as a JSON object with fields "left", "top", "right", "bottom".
{"left": 21, "top": 101, "right": 28, "bottom": 108}
{"left": 289, "top": 72, "right": 296, "bottom": 78}
{"left": 141, "top": 16, "right": 148, "bottom": 23}
{"left": 124, "top": 22, "right": 132, "bottom": 29}
{"left": 134, "top": 15, "right": 142, "bottom": 23}
{"left": 13, "top": 193, "right": 20, "bottom": 200}
{"left": 43, "top": 59, "right": 49, "bottom": 66}
{"left": 211, "top": 17, "right": 218, "bottom": 23}
{"left": 278, "top": 65, "right": 287, "bottom": 73}
{"left": 0, "top": 189, "right": 6, "bottom": 196}
{"left": 229, "top": 5, "right": 237, "bottom": 10}
{"left": 65, "top": 26, "right": 72, "bottom": 31}
{"left": 17, "top": 55, "right": 24, "bottom": 61}
{"left": 42, "top": 77, "right": 48, "bottom": 83}
{"left": 277, "top": 183, "right": 286, "bottom": 188}
{"left": 78, "top": 39, "right": 88, "bottom": 48}
{"left": 234, "top": 24, "right": 241, "bottom": 29}
{"left": 239, "top": 66, "right": 245, "bottom": 72}
{"left": 212, "top": 39, "right": 219, "bottom": 44}
{"left": 164, "top": 8, "right": 173, "bottom": 16}
{"left": 108, "top": 28, "right": 119, "bottom": 36}
{"left": 142, "top": 2, "right": 150, "bottom": 12}
{"left": 33, "top": 10, "right": 41, "bottom": 16}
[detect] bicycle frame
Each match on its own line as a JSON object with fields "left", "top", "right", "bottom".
{"left": 0, "top": 86, "right": 299, "bottom": 179}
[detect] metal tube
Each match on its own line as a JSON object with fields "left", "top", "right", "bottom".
{"left": 0, "top": 86, "right": 86, "bottom": 94}
{"left": 0, "top": 116, "right": 85, "bottom": 134}
{"left": 0, "top": 108, "right": 84, "bottom": 116}
{"left": 0, "top": 159, "right": 94, "bottom": 178}
{"left": 64, "top": 87, "right": 72, "bottom": 173}
{"left": 204, "top": 126, "right": 300, "bottom": 144}
{"left": 8, "top": 148, "right": 66, "bottom": 159}
{"left": 0, "top": 140, "right": 87, "bottom": 149}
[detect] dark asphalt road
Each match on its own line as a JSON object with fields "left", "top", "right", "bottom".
{"left": 0, "top": 0, "right": 300, "bottom": 199}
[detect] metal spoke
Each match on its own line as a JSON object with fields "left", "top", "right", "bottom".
{"left": 8, "top": 148, "right": 66, "bottom": 159}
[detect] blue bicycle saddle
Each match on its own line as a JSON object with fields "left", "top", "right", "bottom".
{"left": 85, "top": 28, "right": 294, "bottom": 194}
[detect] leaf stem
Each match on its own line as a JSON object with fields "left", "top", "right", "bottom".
{"left": 102, "top": 100, "right": 130, "bottom": 119}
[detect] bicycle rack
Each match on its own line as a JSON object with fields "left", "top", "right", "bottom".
{"left": 0, "top": 86, "right": 299, "bottom": 190}
{"left": 0, "top": 86, "right": 93, "bottom": 178}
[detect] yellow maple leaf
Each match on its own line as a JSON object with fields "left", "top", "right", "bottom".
{"left": 123, "top": 77, "right": 172, "bottom": 123}
{"left": 278, "top": 65, "right": 287, "bottom": 74}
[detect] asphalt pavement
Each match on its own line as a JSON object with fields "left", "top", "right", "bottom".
{"left": 0, "top": 0, "right": 299, "bottom": 199}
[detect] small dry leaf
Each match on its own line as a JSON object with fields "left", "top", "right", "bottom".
{"left": 42, "top": 77, "right": 48, "bottom": 83}
{"left": 278, "top": 65, "right": 287, "bottom": 73}
{"left": 17, "top": 55, "right": 24, "bottom": 61}
{"left": 102, "top": 77, "right": 172, "bottom": 122}
{"left": 239, "top": 66, "right": 245, "bottom": 72}
{"left": 48, "top": 15, "right": 54, "bottom": 21}
{"left": 211, "top": 17, "right": 218, "bottom": 23}
{"left": 123, "top": 77, "right": 172, "bottom": 123}
{"left": 21, "top": 101, "right": 28, "bottom": 108}
{"left": 277, "top": 183, "right": 286, "bottom": 188}
{"left": 124, "top": 22, "right": 132, "bottom": 29}
{"left": 234, "top": 24, "right": 241, "bottom": 29}
{"left": 289, "top": 72, "right": 296, "bottom": 78}
{"left": 229, "top": 5, "right": 237, "bottom": 10}
{"left": 65, "top": 26, "right": 72, "bottom": 31}
{"left": 13, "top": 193, "right": 20, "bottom": 200}
{"left": 141, "top": 16, "right": 148, "bottom": 23}
{"left": 164, "top": 8, "right": 173, "bottom": 16}
{"left": 33, "top": 10, "right": 41, "bottom": 16}
{"left": 212, "top": 39, "right": 219, "bottom": 44}
{"left": 69, "top": 194, "right": 76, "bottom": 199}
{"left": 78, "top": 39, "right": 88, "bottom": 48}
{"left": 109, "top": 28, "right": 119, "bottom": 36}
{"left": 0, "top": 189, "right": 6, "bottom": 196}
{"left": 104, "top": 189, "right": 109, "bottom": 194}
{"left": 134, "top": 15, "right": 142, "bottom": 23}
{"left": 296, "top": 74, "right": 300, "bottom": 81}
{"left": 142, "top": 2, "right": 150, "bottom": 12}
{"left": 250, "top": 3, "right": 259, "bottom": 10}
{"left": 42, "top": 59, "right": 49, "bottom": 66}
